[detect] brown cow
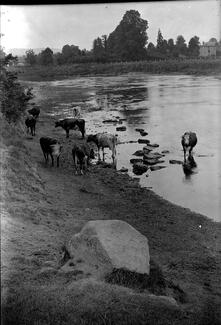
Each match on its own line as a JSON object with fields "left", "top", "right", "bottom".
{"left": 72, "top": 142, "right": 95, "bottom": 175}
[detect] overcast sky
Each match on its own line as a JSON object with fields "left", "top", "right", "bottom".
{"left": 1, "top": 1, "right": 220, "bottom": 52}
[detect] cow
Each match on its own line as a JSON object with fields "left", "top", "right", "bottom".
{"left": 25, "top": 115, "right": 36, "bottom": 136}
{"left": 87, "top": 132, "right": 117, "bottom": 167}
{"left": 40, "top": 137, "right": 62, "bottom": 167}
{"left": 72, "top": 106, "right": 81, "bottom": 118}
{"left": 181, "top": 131, "right": 197, "bottom": 163}
{"left": 28, "top": 106, "right": 40, "bottom": 119}
{"left": 55, "top": 118, "right": 85, "bottom": 139}
{"left": 72, "top": 143, "right": 95, "bottom": 175}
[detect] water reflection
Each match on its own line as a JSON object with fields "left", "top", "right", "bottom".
{"left": 182, "top": 156, "right": 198, "bottom": 181}
{"left": 94, "top": 84, "right": 149, "bottom": 108}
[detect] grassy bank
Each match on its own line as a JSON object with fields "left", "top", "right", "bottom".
{"left": 1, "top": 98, "right": 221, "bottom": 325}
{"left": 11, "top": 58, "right": 221, "bottom": 81}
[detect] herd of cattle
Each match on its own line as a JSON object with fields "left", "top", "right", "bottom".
{"left": 25, "top": 105, "right": 118, "bottom": 175}
{"left": 25, "top": 104, "right": 197, "bottom": 175}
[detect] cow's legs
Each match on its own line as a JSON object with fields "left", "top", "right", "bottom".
{"left": 42, "top": 151, "right": 47, "bottom": 162}
{"left": 183, "top": 147, "right": 187, "bottom": 163}
{"left": 97, "top": 147, "right": 101, "bottom": 161}
{"left": 50, "top": 154, "right": 54, "bottom": 166}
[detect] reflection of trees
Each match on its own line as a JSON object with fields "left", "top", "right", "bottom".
{"left": 121, "top": 107, "right": 150, "bottom": 126}
{"left": 93, "top": 82, "right": 150, "bottom": 125}
{"left": 94, "top": 85, "right": 148, "bottom": 112}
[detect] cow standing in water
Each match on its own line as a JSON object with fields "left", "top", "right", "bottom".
{"left": 87, "top": 132, "right": 118, "bottom": 167}
{"left": 55, "top": 118, "right": 85, "bottom": 139}
{"left": 181, "top": 131, "right": 197, "bottom": 163}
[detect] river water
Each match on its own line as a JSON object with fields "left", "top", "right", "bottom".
{"left": 29, "top": 73, "right": 221, "bottom": 222}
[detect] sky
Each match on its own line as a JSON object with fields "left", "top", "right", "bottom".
{"left": 1, "top": 1, "right": 220, "bottom": 53}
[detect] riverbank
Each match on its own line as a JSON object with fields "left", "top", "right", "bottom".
{"left": 1, "top": 89, "right": 221, "bottom": 325}
{"left": 10, "top": 58, "right": 221, "bottom": 81}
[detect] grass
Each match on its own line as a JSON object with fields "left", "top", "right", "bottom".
{"left": 10, "top": 58, "right": 221, "bottom": 81}
{"left": 2, "top": 280, "right": 186, "bottom": 325}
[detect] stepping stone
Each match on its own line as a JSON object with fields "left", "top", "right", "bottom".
{"left": 116, "top": 126, "right": 127, "bottom": 131}
{"left": 150, "top": 166, "right": 166, "bottom": 171}
{"left": 169, "top": 159, "right": 183, "bottom": 165}
{"left": 138, "top": 139, "right": 150, "bottom": 144}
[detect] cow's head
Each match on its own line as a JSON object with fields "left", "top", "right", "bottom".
{"left": 182, "top": 132, "right": 190, "bottom": 146}
{"left": 50, "top": 143, "right": 62, "bottom": 157}
{"left": 87, "top": 134, "right": 97, "bottom": 143}
{"left": 55, "top": 121, "right": 61, "bottom": 128}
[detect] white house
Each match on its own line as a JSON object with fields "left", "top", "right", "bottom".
{"left": 199, "top": 39, "right": 220, "bottom": 58}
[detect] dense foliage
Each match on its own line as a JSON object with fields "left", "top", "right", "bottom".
{"left": 107, "top": 10, "right": 148, "bottom": 61}
{"left": 0, "top": 52, "right": 33, "bottom": 122}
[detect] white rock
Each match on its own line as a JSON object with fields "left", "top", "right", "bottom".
{"left": 67, "top": 220, "right": 150, "bottom": 278}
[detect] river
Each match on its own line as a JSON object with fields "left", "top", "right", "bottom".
{"left": 28, "top": 73, "right": 221, "bottom": 222}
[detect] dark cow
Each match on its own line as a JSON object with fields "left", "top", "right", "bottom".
{"left": 40, "top": 137, "right": 62, "bottom": 167}
{"left": 72, "top": 142, "right": 95, "bottom": 175}
{"left": 25, "top": 115, "right": 36, "bottom": 136}
{"left": 181, "top": 131, "right": 197, "bottom": 163}
{"left": 55, "top": 118, "right": 85, "bottom": 139}
{"left": 28, "top": 106, "right": 40, "bottom": 118}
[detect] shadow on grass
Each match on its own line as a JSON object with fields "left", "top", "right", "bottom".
{"left": 105, "top": 258, "right": 187, "bottom": 304}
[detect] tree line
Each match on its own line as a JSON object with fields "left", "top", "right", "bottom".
{"left": 23, "top": 10, "right": 215, "bottom": 66}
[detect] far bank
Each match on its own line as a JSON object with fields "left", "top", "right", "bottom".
{"left": 9, "top": 58, "right": 221, "bottom": 82}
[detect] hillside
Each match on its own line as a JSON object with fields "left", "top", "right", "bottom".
{"left": 1, "top": 109, "right": 221, "bottom": 324}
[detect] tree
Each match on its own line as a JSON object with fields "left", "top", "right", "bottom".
{"left": 147, "top": 42, "right": 155, "bottom": 51}
{"left": 175, "top": 35, "right": 187, "bottom": 56}
{"left": 92, "top": 37, "right": 106, "bottom": 62}
{"left": 38, "top": 47, "right": 53, "bottom": 65}
{"left": 188, "top": 36, "right": 200, "bottom": 57}
{"left": 156, "top": 29, "right": 164, "bottom": 51}
{"left": 61, "top": 44, "right": 80, "bottom": 63}
{"left": 167, "top": 38, "right": 176, "bottom": 57}
{"left": 25, "top": 49, "right": 37, "bottom": 65}
{"left": 156, "top": 29, "right": 168, "bottom": 55}
{"left": 107, "top": 10, "right": 148, "bottom": 61}
{"left": 0, "top": 53, "right": 33, "bottom": 122}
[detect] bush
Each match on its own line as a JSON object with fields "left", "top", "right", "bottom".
{"left": 0, "top": 54, "right": 33, "bottom": 123}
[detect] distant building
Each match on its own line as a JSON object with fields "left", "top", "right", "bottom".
{"left": 199, "top": 39, "right": 221, "bottom": 58}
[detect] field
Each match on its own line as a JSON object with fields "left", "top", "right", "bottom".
{"left": 11, "top": 58, "right": 221, "bottom": 81}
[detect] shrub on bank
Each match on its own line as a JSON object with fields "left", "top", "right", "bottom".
{"left": 0, "top": 55, "right": 33, "bottom": 122}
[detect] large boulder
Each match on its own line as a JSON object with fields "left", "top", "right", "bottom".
{"left": 65, "top": 220, "right": 150, "bottom": 278}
